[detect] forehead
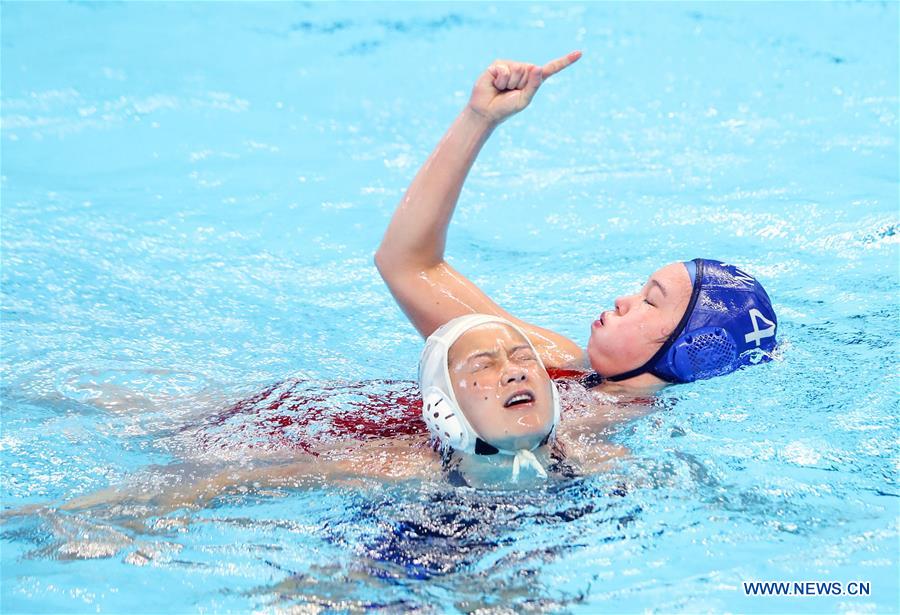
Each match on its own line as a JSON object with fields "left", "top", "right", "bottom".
{"left": 650, "top": 262, "right": 693, "bottom": 292}
{"left": 448, "top": 323, "right": 530, "bottom": 360}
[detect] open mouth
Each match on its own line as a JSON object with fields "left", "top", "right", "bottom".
{"left": 503, "top": 390, "right": 535, "bottom": 408}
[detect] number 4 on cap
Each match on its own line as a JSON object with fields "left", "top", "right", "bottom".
{"left": 745, "top": 309, "right": 776, "bottom": 347}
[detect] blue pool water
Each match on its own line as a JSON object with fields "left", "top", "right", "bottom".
{"left": 2, "top": 2, "right": 898, "bottom": 612}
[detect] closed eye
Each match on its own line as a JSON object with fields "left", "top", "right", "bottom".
{"left": 510, "top": 346, "right": 537, "bottom": 361}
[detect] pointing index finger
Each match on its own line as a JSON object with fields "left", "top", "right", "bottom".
{"left": 541, "top": 50, "right": 582, "bottom": 79}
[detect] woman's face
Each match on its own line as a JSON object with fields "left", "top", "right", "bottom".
{"left": 587, "top": 262, "right": 693, "bottom": 378}
{"left": 447, "top": 323, "right": 555, "bottom": 451}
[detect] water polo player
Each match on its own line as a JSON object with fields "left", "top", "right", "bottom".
{"left": 375, "top": 51, "right": 778, "bottom": 390}
{"left": 32, "top": 314, "right": 630, "bottom": 525}
{"left": 17, "top": 317, "right": 628, "bottom": 571}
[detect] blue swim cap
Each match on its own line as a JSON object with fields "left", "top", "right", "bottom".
{"left": 609, "top": 259, "right": 778, "bottom": 384}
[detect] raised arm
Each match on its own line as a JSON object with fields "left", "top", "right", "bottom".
{"left": 375, "top": 51, "right": 586, "bottom": 368}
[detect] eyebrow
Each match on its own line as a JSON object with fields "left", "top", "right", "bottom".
{"left": 649, "top": 278, "right": 668, "bottom": 297}
{"left": 465, "top": 344, "right": 532, "bottom": 363}
{"left": 465, "top": 350, "right": 497, "bottom": 363}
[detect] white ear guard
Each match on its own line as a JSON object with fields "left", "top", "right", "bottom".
{"left": 421, "top": 385, "right": 474, "bottom": 453}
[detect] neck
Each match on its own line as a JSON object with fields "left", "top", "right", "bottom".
{"left": 595, "top": 372, "right": 668, "bottom": 395}
{"left": 571, "top": 356, "right": 669, "bottom": 394}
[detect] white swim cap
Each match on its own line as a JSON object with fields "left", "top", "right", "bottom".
{"left": 418, "top": 314, "right": 561, "bottom": 481}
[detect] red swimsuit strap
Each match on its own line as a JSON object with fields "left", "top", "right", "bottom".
{"left": 546, "top": 367, "right": 592, "bottom": 381}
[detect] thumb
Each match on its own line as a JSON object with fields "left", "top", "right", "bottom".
{"left": 520, "top": 64, "right": 543, "bottom": 105}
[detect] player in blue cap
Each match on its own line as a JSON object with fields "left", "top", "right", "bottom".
{"left": 592, "top": 258, "right": 777, "bottom": 385}
{"left": 375, "top": 51, "right": 778, "bottom": 391}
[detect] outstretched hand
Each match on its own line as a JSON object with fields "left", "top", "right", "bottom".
{"left": 467, "top": 50, "right": 582, "bottom": 125}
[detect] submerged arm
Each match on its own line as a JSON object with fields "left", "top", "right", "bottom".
{"left": 56, "top": 437, "right": 440, "bottom": 516}
{"left": 375, "top": 53, "right": 586, "bottom": 368}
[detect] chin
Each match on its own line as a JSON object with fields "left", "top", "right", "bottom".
{"left": 586, "top": 349, "right": 606, "bottom": 375}
{"left": 588, "top": 346, "right": 630, "bottom": 377}
{"left": 516, "top": 419, "right": 554, "bottom": 443}
{"left": 489, "top": 422, "right": 543, "bottom": 449}
{"left": 587, "top": 338, "right": 605, "bottom": 369}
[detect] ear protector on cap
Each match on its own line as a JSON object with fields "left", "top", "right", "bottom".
{"left": 421, "top": 385, "right": 473, "bottom": 453}
{"left": 665, "top": 326, "right": 739, "bottom": 382}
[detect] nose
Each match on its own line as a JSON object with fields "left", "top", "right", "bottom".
{"left": 501, "top": 361, "right": 528, "bottom": 385}
{"left": 614, "top": 293, "right": 637, "bottom": 316}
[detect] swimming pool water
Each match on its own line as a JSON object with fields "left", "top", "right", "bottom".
{"left": 2, "top": 2, "right": 898, "bottom": 612}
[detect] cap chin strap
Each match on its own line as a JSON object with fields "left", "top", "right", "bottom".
{"left": 512, "top": 449, "right": 548, "bottom": 482}
{"left": 473, "top": 429, "right": 554, "bottom": 482}
{"left": 606, "top": 259, "right": 704, "bottom": 384}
